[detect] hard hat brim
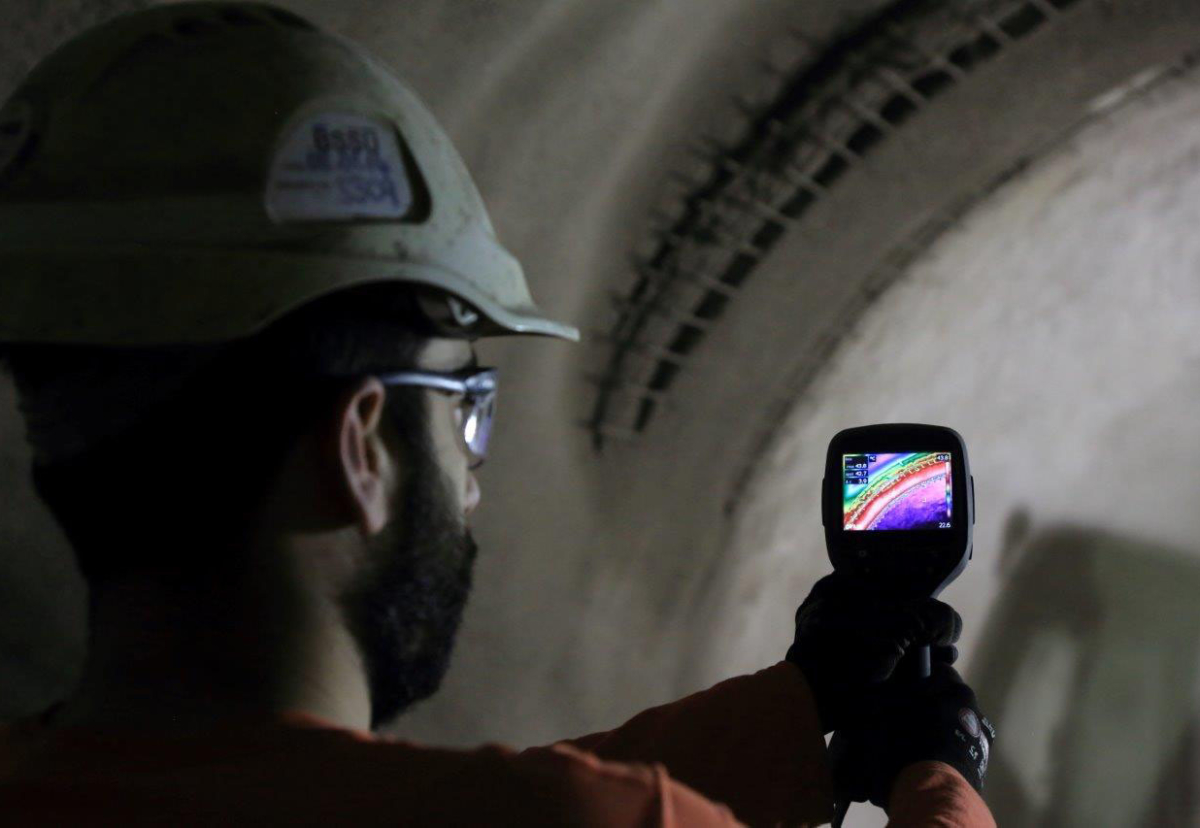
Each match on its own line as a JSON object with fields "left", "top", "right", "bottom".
{"left": 0, "top": 246, "right": 580, "bottom": 345}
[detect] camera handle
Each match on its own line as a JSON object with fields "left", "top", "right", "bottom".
{"left": 901, "top": 643, "right": 932, "bottom": 681}
{"left": 831, "top": 645, "right": 931, "bottom": 827}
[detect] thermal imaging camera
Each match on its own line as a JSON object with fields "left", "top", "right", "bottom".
{"left": 823, "top": 424, "right": 975, "bottom": 828}
{"left": 822, "top": 424, "right": 974, "bottom": 601}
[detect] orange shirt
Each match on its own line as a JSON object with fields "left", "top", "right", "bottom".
{"left": 0, "top": 661, "right": 994, "bottom": 826}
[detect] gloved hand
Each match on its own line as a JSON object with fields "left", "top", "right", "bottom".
{"left": 785, "top": 571, "right": 962, "bottom": 733}
{"left": 829, "top": 662, "right": 996, "bottom": 810}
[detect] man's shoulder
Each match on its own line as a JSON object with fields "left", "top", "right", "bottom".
{"left": 336, "top": 734, "right": 733, "bottom": 825}
{"left": 0, "top": 716, "right": 736, "bottom": 825}
{"left": 362, "top": 737, "right": 666, "bottom": 805}
{"left": 237, "top": 729, "right": 719, "bottom": 826}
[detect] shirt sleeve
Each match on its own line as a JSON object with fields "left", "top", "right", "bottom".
{"left": 533, "top": 661, "right": 833, "bottom": 827}
{"left": 886, "top": 761, "right": 997, "bottom": 828}
{"left": 521, "top": 742, "right": 747, "bottom": 827}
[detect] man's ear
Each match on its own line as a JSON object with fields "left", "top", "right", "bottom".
{"left": 334, "top": 377, "right": 394, "bottom": 537}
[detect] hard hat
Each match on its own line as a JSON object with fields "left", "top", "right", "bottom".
{"left": 0, "top": 1, "right": 580, "bottom": 346}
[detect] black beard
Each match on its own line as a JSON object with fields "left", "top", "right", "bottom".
{"left": 339, "top": 404, "right": 478, "bottom": 732}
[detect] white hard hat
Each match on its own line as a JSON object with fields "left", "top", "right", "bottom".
{"left": 0, "top": 1, "right": 579, "bottom": 346}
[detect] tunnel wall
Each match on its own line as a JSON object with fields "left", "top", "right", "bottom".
{"left": 701, "top": 59, "right": 1200, "bottom": 828}
{"left": 3, "top": 2, "right": 1200, "bottom": 826}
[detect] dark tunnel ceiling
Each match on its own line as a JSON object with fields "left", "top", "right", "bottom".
{"left": 583, "top": 0, "right": 1198, "bottom": 518}
{"left": 588, "top": 0, "right": 1085, "bottom": 449}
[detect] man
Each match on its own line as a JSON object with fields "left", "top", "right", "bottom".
{"left": 0, "top": 4, "right": 995, "bottom": 825}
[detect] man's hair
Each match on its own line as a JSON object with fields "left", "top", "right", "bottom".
{"left": 0, "top": 284, "right": 457, "bottom": 590}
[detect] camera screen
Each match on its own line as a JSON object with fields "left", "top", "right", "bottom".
{"left": 843, "top": 452, "right": 953, "bottom": 531}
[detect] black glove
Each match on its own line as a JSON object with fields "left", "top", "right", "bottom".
{"left": 785, "top": 571, "right": 962, "bottom": 733}
{"left": 829, "top": 662, "right": 996, "bottom": 810}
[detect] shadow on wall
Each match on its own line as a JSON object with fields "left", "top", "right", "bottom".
{"left": 973, "top": 514, "right": 1200, "bottom": 828}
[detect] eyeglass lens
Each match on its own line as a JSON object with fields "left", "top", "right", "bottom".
{"left": 464, "top": 393, "right": 495, "bottom": 466}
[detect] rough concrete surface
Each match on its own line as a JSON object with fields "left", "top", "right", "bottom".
{"left": 2, "top": 1, "right": 1200, "bottom": 826}
{"left": 711, "top": 67, "right": 1200, "bottom": 826}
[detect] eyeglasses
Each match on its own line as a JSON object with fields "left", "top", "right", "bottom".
{"left": 376, "top": 366, "right": 498, "bottom": 470}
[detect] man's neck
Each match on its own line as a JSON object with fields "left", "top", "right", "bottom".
{"left": 46, "top": 574, "right": 372, "bottom": 734}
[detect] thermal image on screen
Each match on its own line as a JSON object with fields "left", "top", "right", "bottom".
{"left": 843, "top": 452, "right": 952, "bottom": 531}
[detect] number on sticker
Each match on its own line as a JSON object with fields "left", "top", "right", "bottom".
{"left": 336, "top": 174, "right": 399, "bottom": 207}
{"left": 313, "top": 125, "right": 382, "bottom": 158}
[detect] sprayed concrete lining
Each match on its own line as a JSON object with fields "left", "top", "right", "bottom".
{"left": 701, "top": 55, "right": 1200, "bottom": 828}
{"left": 2, "top": 1, "right": 1200, "bottom": 824}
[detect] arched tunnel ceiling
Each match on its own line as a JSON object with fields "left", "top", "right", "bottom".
{"left": 3, "top": 2, "right": 1200, "bottom": 824}
{"left": 706, "top": 62, "right": 1200, "bottom": 826}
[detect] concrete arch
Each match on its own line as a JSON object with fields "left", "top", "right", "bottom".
{"left": 4, "top": 2, "right": 1200, "bottom": 825}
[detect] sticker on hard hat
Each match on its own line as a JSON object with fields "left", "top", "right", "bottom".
{"left": 266, "top": 112, "right": 413, "bottom": 222}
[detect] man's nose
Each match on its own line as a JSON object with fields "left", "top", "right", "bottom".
{"left": 464, "top": 471, "right": 481, "bottom": 517}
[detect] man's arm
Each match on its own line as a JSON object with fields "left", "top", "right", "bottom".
{"left": 887, "top": 762, "right": 996, "bottom": 828}
{"left": 529, "top": 572, "right": 991, "bottom": 827}
{"left": 533, "top": 661, "right": 996, "bottom": 828}
{"left": 533, "top": 661, "right": 833, "bottom": 827}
